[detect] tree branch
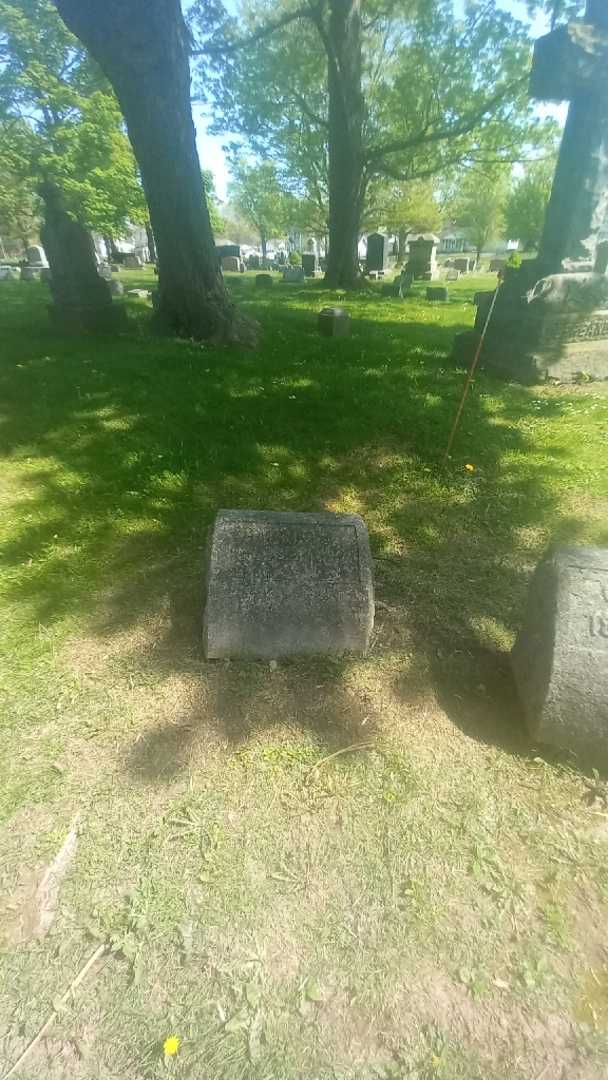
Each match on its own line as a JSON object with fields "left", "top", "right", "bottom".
{"left": 192, "top": 4, "right": 314, "bottom": 57}
{"left": 364, "top": 77, "right": 527, "bottom": 165}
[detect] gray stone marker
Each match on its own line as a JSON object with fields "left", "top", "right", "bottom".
{"left": 221, "top": 255, "right": 240, "bottom": 272}
{"left": 124, "top": 253, "right": 143, "bottom": 269}
{"left": 427, "top": 286, "right": 449, "bottom": 301}
{"left": 318, "top": 306, "right": 351, "bottom": 337}
{"left": 405, "top": 234, "right": 439, "bottom": 281}
{"left": 203, "top": 510, "right": 374, "bottom": 659}
{"left": 512, "top": 547, "right": 608, "bottom": 758}
{"left": 0, "top": 266, "right": 19, "bottom": 280}
{"left": 25, "top": 244, "right": 48, "bottom": 267}
{"left": 282, "top": 267, "right": 306, "bottom": 283}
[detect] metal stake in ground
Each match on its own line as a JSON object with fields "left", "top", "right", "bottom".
{"left": 441, "top": 284, "right": 501, "bottom": 468}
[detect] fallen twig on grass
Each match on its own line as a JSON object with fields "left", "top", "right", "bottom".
{"left": 306, "top": 740, "right": 377, "bottom": 780}
{"left": 2, "top": 941, "right": 107, "bottom": 1079}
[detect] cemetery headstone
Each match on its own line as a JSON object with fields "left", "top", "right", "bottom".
{"left": 248, "top": 254, "right": 260, "bottom": 270}
{"left": 0, "top": 266, "right": 19, "bottom": 281}
{"left": 366, "top": 233, "right": 389, "bottom": 274}
{"left": 110, "top": 280, "right": 124, "bottom": 296}
{"left": 255, "top": 273, "right": 274, "bottom": 288}
{"left": 123, "top": 253, "right": 143, "bottom": 269}
{"left": 453, "top": 257, "right": 470, "bottom": 273}
{"left": 221, "top": 255, "right": 241, "bottom": 272}
{"left": 453, "top": 1, "right": 608, "bottom": 382}
{"left": 301, "top": 252, "right": 318, "bottom": 277}
{"left": 397, "top": 269, "right": 414, "bottom": 297}
{"left": 282, "top": 267, "right": 306, "bottom": 283}
{"left": 203, "top": 509, "right": 374, "bottom": 659}
{"left": 98, "top": 262, "right": 113, "bottom": 281}
{"left": 20, "top": 266, "right": 40, "bottom": 280}
{"left": 318, "top": 306, "right": 351, "bottom": 337}
{"left": 406, "top": 234, "right": 439, "bottom": 280}
{"left": 25, "top": 244, "right": 48, "bottom": 267}
{"left": 126, "top": 289, "right": 151, "bottom": 299}
{"left": 512, "top": 546, "right": 608, "bottom": 759}
{"left": 426, "top": 286, "right": 449, "bottom": 301}
{"left": 446, "top": 269, "right": 460, "bottom": 281}
{"left": 489, "top": 258, "right": 506, "bottom": 273}
{"left": 216, "top": 243, "right": 241, "bottom": 261}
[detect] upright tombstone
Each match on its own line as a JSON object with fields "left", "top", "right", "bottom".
{"left": 123, "top": 253, "right": 143, "bottom": 269}
{"left": 318, "top": 306, "right": 351, "bottom": 337}
{"left": 25, "top": 244, "right": 49, "bottom": 268}
{"left": 248, "top": 254, "right": 260, "bottom": 270}
{"left": 221, "top": 255, "right": 240, "bottom": 272}
{"left": 366, "top": 233, "right": 389, "bottom": 275}
{"left": 301, "top": 252, "right": 318, "bottom": 277}
{"left": 406, "top": 234, "right": 439, "bottom": 281}
{"left": 453, "top": 257, "right": 470, "bottom": 273}
{"left": 203, "top": 510, "right": 374, "bottom": 659}
{"left": 453, "top": 1, "right": 608, "bottom": 381}
{"left": 512, "top": 547, "right": 608, "bottom": 759}
{"left": 216, "top": 243, "right": 241, "bottom": 262}
{"left": 282, "top": 266, "right": 306, "bottom": 283}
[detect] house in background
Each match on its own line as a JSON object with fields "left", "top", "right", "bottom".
{"left": 438, "top": 225, "right": 519, "bottom": 255}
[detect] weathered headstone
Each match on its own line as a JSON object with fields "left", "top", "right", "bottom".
{"left": 110, "top": 279, "right": 124, "bottom": 296}
{"left": 203, "top": 510, "right": 374, "bottom": 659}
{"left": 453, "top": 1, "right": 608, "bottom": 382}
{"left": 490, "top": 258, "right": 506, "bottom": 273}
{"left": 126, "top": 289, "right": 151, "bottom": 299}
{"left": 0, "top": 266, "right": 19, "bottom": 281}
{"left": 25, "top": 244, "right": 48, "bottom": 267}
{"left": 20, "top": 266, "right": 40, "bottom": 281}
{"left": 216, "top": 243, "right": 241, "bottom": 261}
{"left": 98, "top": 262, "right": 113, "bottom": 281}
{"left": 512, "top": 547, "right": 608, "bottom": 758}
{"left": 282, "top": 267, "right": 306, "bottom": 283}
{"left": 406, "top": 234, "right": 439, "bottom": 281}
{"left": 301, "top": 252, "right": 318, "bottom": 277}
{"left": 426, "top": 286, "right": 449, "bottom": 301}
{"left": 446, "top": 269, "right": 460, "bottom": 282}
{"left": 123, "top": 253, "right": 143, "bottom": 269}
{"left": 366, "top": 233, "right": 389, "bottom": 274}
{"left": 248, "top": 254, "right": 260, "bottom": 270}
{"left": 39, "top": 182, "right": 123, "bottom": 331}
{"left": 255, "top": 273, "right": 274, "bottom": 288}
{"left": 318, "top": 306, "right": 351, "bottom": 337}
{"left": 221, "top": 255, "right": 240, "bottom": 272}
{"left": 453, "top": 257, "right": 470, "bottom": 273}
{"left": 397, "top": 269, "right": 414, "bottom": 297}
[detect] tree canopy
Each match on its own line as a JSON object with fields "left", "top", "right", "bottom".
{"left": 0, "top": 0, "right": 146, "bottom": 238}
{"left": 504, "top": 161, "right": 554, "bottom": 250}
{"left": 193, "top": 0, "right": 556, "bottom": 286}
{"left": 227, "top": 158, "right": 288, "bottom": 254}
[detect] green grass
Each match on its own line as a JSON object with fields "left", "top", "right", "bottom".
{"left": 1, "top": 269, "right": 608, "bottom": 1078}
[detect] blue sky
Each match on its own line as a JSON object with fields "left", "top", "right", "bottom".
{"left": 193, "top": 0, "right": 556, "bottom": 200}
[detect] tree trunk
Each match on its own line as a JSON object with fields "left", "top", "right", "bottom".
{"left": 322, "top": 0, "right": 364, "bottom": 289}
{"left": 260, "top": 231, "right": 267, "bottom": 259}
{"left": 53, "top": 0, "right": 254, "bottom": 343}
{"left": 145, "top": 221, "right": 157, "bottom": 263}
{"left": 397, "top": 227, "right": 408, "bottom": 266}
{"left": 103, "top": 233, "right": 120, "bottom": 260}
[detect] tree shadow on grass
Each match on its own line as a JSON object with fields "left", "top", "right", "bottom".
{"left": 1, "top": 281, "right": 604, "bottom": 776}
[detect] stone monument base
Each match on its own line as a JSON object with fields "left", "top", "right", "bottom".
{"left": 452, "top": 267, "right": 608, "bottom": 382}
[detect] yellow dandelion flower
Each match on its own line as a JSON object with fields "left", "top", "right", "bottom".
{"left": 163, "top": 1035, "right": 181, "bottom": 1056}
{"left": 464, "top": 463, "right": 476, "bottom": 472}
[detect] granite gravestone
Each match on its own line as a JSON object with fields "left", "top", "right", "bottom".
{"left": 0, "top": 266, "right": 19, "bottom": 281}
{"left": 427, "top": 286, "right": 449, "bottom": 301}
{"left": 453, "top": 257, "right": 470, "bottom": 273}
{"left": 512, "top": 547, "right": 608, "bottom": 758}
{"left": 203, "top": 510, "right": 374, "bottom": 659}
{"left": 406, "top": 234, "right": 439, "bottom": 281}
{"left": 318, "top": 306, "right": 351, "bottom": 337}
{"left": 453, "top": 1, "right": 608, "bottom": 382}
{"left": 255, "top": 273, "right": 274, "bottom": 288}
{"left": 221, "top": 255, "right": 241, "bottom": 272}
{"left": 25, "top": 244, "right": 48, "bottom": 267}
{"left": 282, "top": 267, "right": 306, "bottom": 283}
{"left": 301, "top": 252, "right": 318, "bottom": 277}
{"left": 489, "top": 258, "right": 507, "bottom": 273}
{"left": 216, "top": 244, "right": 241, "bottom": 262}
{"left": 248, "top": 254, "right": 260, "bottom": 269}
{"left": 366, "top": 233, "right": 389, "bottom": 274}
{"left": 123, "top": 253, "right": 142, "bottom": 269}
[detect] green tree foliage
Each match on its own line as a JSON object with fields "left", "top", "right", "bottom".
{"left": 0, "top": 121, "right": 39, "bottom": 251}
{"left": 202, "top": 168, "right": 225, "bottom": 235}
{"left": 193, "top": 0, "right": 555, "bottom": 286}
{"left": 227, "top": 158, "right": 287, "bottom": 255}
{"left": 504, "top": 162, "right": 554, "bottom": 250}
{"left": 449, "top": 167, "right": 510, "bottom": 260}
{"left": 0, "top": 0, "right": 146, "bottom": 236}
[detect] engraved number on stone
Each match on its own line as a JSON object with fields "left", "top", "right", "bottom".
{"left": 589, "top": 613, "right": 608, "bottom": 638}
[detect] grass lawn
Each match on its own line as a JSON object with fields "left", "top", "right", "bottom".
{"left": 1, "top": 268, "right": 608, "bottom": 1079}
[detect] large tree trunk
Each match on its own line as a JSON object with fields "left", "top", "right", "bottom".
{"left": 322, "top": 0, "right": 364, "bottom": 289}
{"left": 53, "top": 0, "right": 254, "bottom": 343}
{"left": 260, "top": 231, "right": 267, "bottom": 259}
{"left": 396, "top": 227, "right": 408, "bottom": 266}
